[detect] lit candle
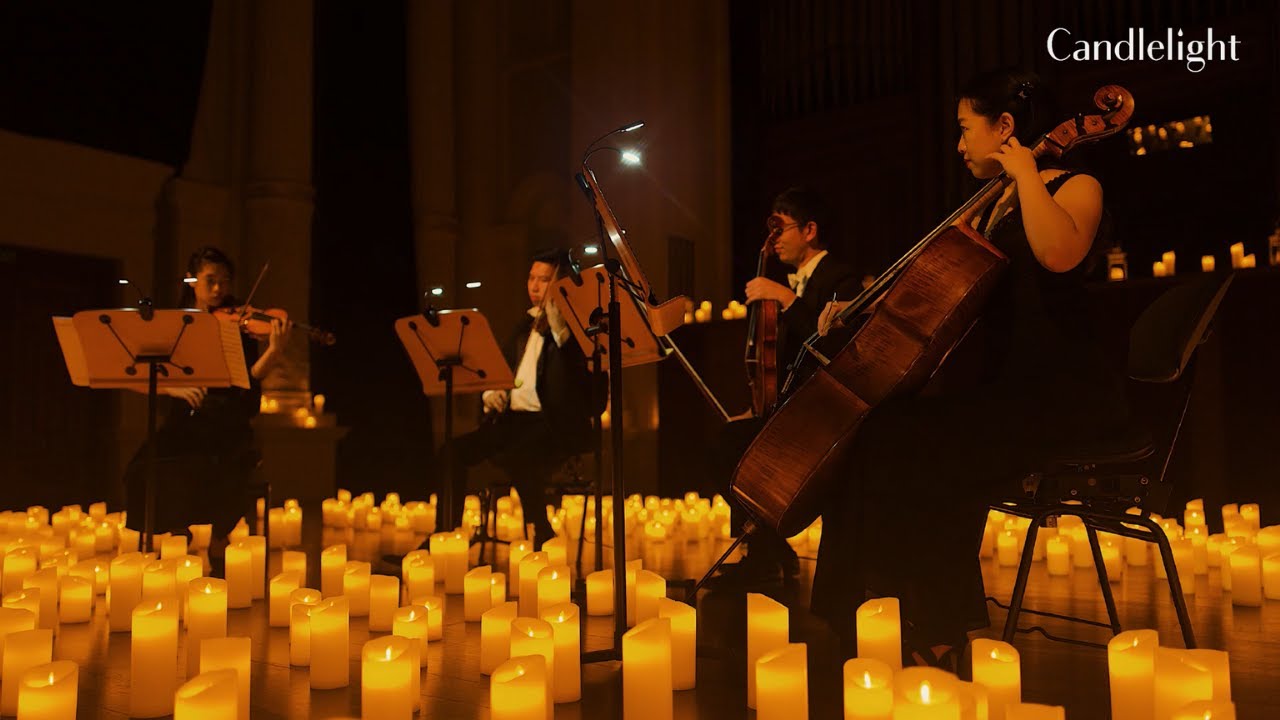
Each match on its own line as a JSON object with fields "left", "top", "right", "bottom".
{"left": 518, "top": 553, "right": 549, "bottom": 617}
{"left": 392, "top": 605, "right": 429, "bottom": 669}
{"left": 288, "top": 588, "right": 322, "bottom": 667}
{"left": 635, "top": 569, "right": 666, "bottom": 625}
{"left": 1201, "top": 255, "right": 1216, "bottom": 272}
{"left": 586, "top": 569, "right": 614, "bottom": 616}
{"left": 1005, "top": 704, "right": 1065, "bottom": 719}
{"left": 996, "top": 530, "right": 1020, "bottom": 567}
{"left": 189, "top": 524, "right": 212, "bottom": 552}
{"left": 756, "top": 643, "right": 808, "bottom": 720}
{"left": 1126, "top": 535, "right": 1150, "bottom": 567}
{"left": 362, "top": 635, "right": 415, "bottom": 719}
{"left": 343, "top": 561, "right": 372, "bottom": 617}
{"left": 541, "top": 603, "right": 581, "bottom": 703}
{"left": 1107, "top": 629, "right": 1157, "bottom": 720}
{"left": 1229, "top": 546, "right": 1263, "bottom": 606}
{"left": 130, "top": 601, "right": 178, "bottom": 717}
{"left": 464, "top": 566, "right": 493, "bottom": 622}
{"left": 1154, "top": 648, "right": 1215, "bottom": 720}
{"left": 623, "top": 617, "right": 673, "bottom": 720}
{"left": 625, "top": 560, "right": 642, "bottom": 627}
{"left": 855, "top": 597, "right": 901, "bottom": 670}
{"left": 310, "top": 596, "right": 350, "bottom": 689}
{"left": 1100, "top": 540, "right": 1124, "bottom": 580}
{"left": 141, "top": 559, "right": 177, "bottom": 606}
{"left": 748, "top": 593, "right": 790, "bottom": 708}
{"left": 269, "top": 571, "right": 302, "bottom": 628}
{"left": 541, "top": 537, "right": 567, "bottom": 572}
{"left": 1045, "top": 536, "right": 1070, "bottom": 576}
{"left": 491, "top": 572, "right": 507, "bottom": 607}
{"left": 1108, "top": 266, "right": 1125, "bottom": 281}
{"left": 843, "top": 657, "right": 893, "bottom": 720}
{"left": 1153, "top": 260, "right": 1166, "bottom": 277}
{"left": 16, "top": 660, "right": 77, "bottom": 720}
{"left": 225, "top": 542, "right": 252, "bottom": 609}
{"left": 22, "top": 569, "right": 57, "bottom": 631}
{"left": 1170, "top": 700, "right": 1237, "bottom": 719}
{"left": 369, "top": 574, "right": 400, "bottom": 632}
{"left": 657, "top": 597, "right": 696, "bottom": 691}
{"left": 1162, "top": 251, "right": 1177, "bottom": 275}
{"left": 971, "top": 638, "right": 1020, "bottom": 720}
{"left": 174, "top": 669, "right": 238, "bottom": 719}
{"left": 508, "top": 540, "right": 532, "bottom": 596}
{"left": 419, "top": 595, "right": 444, "bottom": 640}
{"left": 198, "top": 636, "right": 250, "bottom": 720}
{"left": 108, "top": 553, "right": 145, "bottom": 632}
{"left": 56, "top": 576, "right": 92, "bottom": 624}
{"left": 893, "top": 667, "right": 961, "bottom": 719}
{"left": 3, "top": 590, "right": 41, "bottom": 634}
{"left": 403, "top": 554, "right": 435, "bottom": 602}
{"left": 1229, "top": 242, "right": 1245, "bottom": 267}
{"left": 481, "top": 601, "right": 520, "bottom": 675}
{"left": 490, "top": 655, "right": 548, "bottom": 720}
{"left": 3, "top": 548, "right": 37, "bottom": 596}
{"left": 321, "top": 545, "right": 347, "bottom": 598}
{"left": 245, "top": 535, "right": 266, "bottom": 600}
{"left": 175, "top": 555, "right": 203, "bottom": 622}
{"left": 1240, "top": 503, "right": 1260, "bottom": 532}
{"left": 1262, "top": 553, "right": 1280, "bottom": 600}
{"left": 282, "top": 550, "right": 307, "bottom": 581}
{"left": 443, "top": 532, "right": 468, "bottom": 594}
{"left": 0, "top": 607, "right": 36, "bottom": 680}
{"left": 511, "top": 618, "right": 556, "bottom": 704}
{"left": 536, "top": 565, "right": 571, "bottom": 618}
{"left": 187, "top": 578, "right": 228, "bottom": 675}
{"left": 160, "top": 534, "right": 188, "bottom": 560}
{"left": 1, "top": 628, "right": 51, "bottom": 716}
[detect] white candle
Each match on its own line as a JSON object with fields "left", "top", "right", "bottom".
{"left": 856, "top": 597, "right": 901, "bottom": 670}
{"left": 996, "top": 530, "right": 1020, "bottom": 567}
{"left": 518, "top": 553, "right": 549, "bottom": 618}
{"left": 310, "top": 597, "right": 351, "bottom": 689}
{"left": 3, "top": 549, "right": 37, "bottom": 596}
{"left": 748, "top": 592, "right": 790, "bottom": 708}
{"left": 225, "top": 542, "right": 252, "bottom": 609}
{"left": 893, "top": 667, "right": 961, "bottom": 719}
{"left": 1107, "top": 629, "right": 1157, "bottom": 720}
{"left": 491, "top": 572, "right": 507, "bottom": 607}
{"left": 3, "top": 591, "right": 41, "bottom": 636}
{"left": 392, "top": 605, "right": 429, "bottom": 670}
{"left": 108, "top": 553, "right": 145, "bottom": 632}
{"left": 756, "top": 643, "right": 808, "bottom": 720}
{"left": 130, "top": 601, "right": 178, "bottom": 717}
{"left": 508, "top": 540, "right": 532, "bottom": 595}
{"left": 369, "top": 574, "right": 400, "bottom": 632}
{"left": 2, "top": 628, "right": 51, "bottom": 716}
{"left": 843, "top": 657, "right": 893, "bottom": 720}
{"left": 1201, "top": 255, "right": 1216, "bottom": 272}
{"left": 361, "top": 635, "right": 415, "bottom": 719}
{"left": 0, "top": 607, "right": 36, "bottom": 682}
{"left": 198, "top": 636, "right": 250, "bottom": 720}
{"left": 343, "top": 561, "right": 372, "bottom": 617}
{"left": 288, "top": 588, "right": 322, "bottom": 667}
{"left": 541, "top": 603, "right": 581, "bottom": 703}
{"left": 536, "top": 565, "right": 571, "bottom": 619}
{"left": 269, "top": 571, "right": 303, "bottom": 628}
{"left": 464, "top": 566, "right": 493, "bottom": 622}
{"left": 443, "top": 532, "right": 468, "bottom": 594}
{"left": 21, "top": 569, "right": 57, "bottom": 631}
{"left": 541, "top": 537, "right": 567, "bottom": 573}
{"left": 245, "top": 535, "right": 266, "bottom": 600}
{"left": 282, "top": 550, "right": 307, "bottom": 580}
{"left": 490, "top": 655, "right": 548, "bottom": 720}
{"left": 481, "top": 601, "right": 519, "bottom": 675}
{"left": 635, "top": 569, "right": 666, "bottom": 625}
{"left": 174, "top": 669, "right": 238, "bottom": 719}
{"left": 1005, "top": 704, "right": 1065, "bottom": 719}
{"left": 1154, "top": 648, "right": 1215, "bottom": 720}
{"left": 657, "top": 597, "right": 696, "bottom": 691}
{"left": 586, "top": 569, "right": 614, "bottom": 616}
{"left": 16, "top": 659, "right": 77, "bottom": 720}
{"left": 421, "top": 596, "right": 444, "bottom": 641}
{"left": 321, "top": 545, "right": 347, "bottom": 598}
{"left": 187, "top": 578, "right": 228, "bottom": 675}
{"left": 623, "top": 618, "right": 673, "bottom": 720}
{"left": 971, "top": 638, "right": 1020, "bottom": 720}
{"left": 1229, "top": 547, "right": 1263, "bottom": 606}
{"left": 1171, "top": 700, "right": 1236, "bottom": 719}
{"left": 510, "top": 618, "right": 556, "bottom": 704}
{"left": 160, "top": 535, "right": 187, "bottom": 560}
{"left": 56, "top": 576, "right": 92, "bottom": 624}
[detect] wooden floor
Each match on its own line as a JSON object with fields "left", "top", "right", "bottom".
{"left": 56, "top": 505, "right": 1280, "bottom": 719}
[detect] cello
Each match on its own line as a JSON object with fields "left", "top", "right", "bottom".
{"left": 744, "top": 222, "right": 783, "bottom": 417}
{"left": 732, "top": 85, "right": 1136, "bottom": 537}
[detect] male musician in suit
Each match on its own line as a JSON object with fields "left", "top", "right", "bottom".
{"left": 442, "top": 248, "right": 601, "bottom": 549}
{"left": 711, "top": 186, "right": 861, "bottom": 586}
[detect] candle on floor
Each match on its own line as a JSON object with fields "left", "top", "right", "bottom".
{"left": 3, "top": 548, "right": 37, "bottom": 596}
{"left": 369, "top": 574, "right": 400, "bottom": 632}
{"left": 508, "top": 541, "right": 532, "bottom": 596}
{"left": 282, "top": 550, "right": 307, "bottom": 580}
{"left": 175, "top": 556, "right": 203, "bottom": 622}
{"left": 443, "top": 532, "right": 468, "bottom": 594}
{"left": 392, "top": 605, "right": 429, "bottom": 669}
{"left": 2, "top": 628, "right": 52, "bottom": 716}
{"left": 586, "top": 569, "right": 614, "bottom": 616}
{"left": 309, "top": 597, "right": 351, "bottom": 689}
{"left": 1155, "top": 648, "right": 1218, "bottom": 720}
{"left": 343, "top": 561, "right": 372, "bottom": 617}
{"left": 130, "top": 601, "right": 178, "bottom": 717}
{"left": 748, "top": 593, "right": 790, "bottom": 709}
{"left": 491, "top": 572, "right": 507, "bottom": 607}
{"left": 893, "top": 667, "right": 961, "bottom": 719}
{"left": 141, "top": 559, "right": 177, "bottom": 604}
{"left": 464, "top": 566, "right": 493, "bottom": 622}
{"left": 1240, "top": 503, "right": 1260, "bottom": 532}
{"left": 511, "top": 618, "right": 556, "bottom": 703}
{"left": 362, "top": 635, "right": 415, "bottom": 720}
{"left": 188, "top": 524, "right": 212, "bottom": 552}
{"left": 541, "top": 603, "right": 581, "bottom": 703}
{"left": 518, "top": 553, "right": 549, "bottom": 617}
{"left": 756, "top": 643, "right": 808, "bottom": 720}
{"left": 490, "top": 655, "right": 548, "bottom": 720}
{"left": 288, "top": 588, "right": 322, "bottom": 667}
{"left": 3, "top": 590, "right": 42, "bottom": 635}
{"left": 1099, "top": 540, "right": 1124, "bottom": 581}
{"left": 635, "top": 570, "right": 666, "bottom": 625}
{"left": 403, "top": 554, "right": 435, "bottom": 603}
{"left": 996, "top": 530, "right": 1020, "bottom": 567}
{"left": 320, "top": 545, "right": 347, "bottom": 598}
{"left": 418, "top": 596, "right": 444, "bottom": 641}
{"left": 536, "top": 566, "right": 571, "bottom": 619}
{"left": 1171, "top": 700, "right": 1236, "bottom": 719}
{"left": 174, "top": 669, "right": 238, "bottom": 720}
{"left": 855, "top": 597, "right": 900, "bottom": 670}
{"left": 56, "top": 576, "right": 92, "bottom": 624}
{"left": 541, "top": 537, "right": 567, "bottom": 572}
{"left": 1108, "top": 629, "right": 1157, "bottom": 720}
{"left": 16, "top": 660, "right": 77, "bottom": 720}
{"left": 224, "top": 542, "right": 252, "bottom": 609}
{"left": 269, "top": 571, "right": 302, "bottom": 628}
{"left": 22, "top": 569, "right": 57, "bottom": 631}
{"left": 623, "top": 617, "right": 673, "bottom": 720}
{"left": 187, "top": 578, "right": 228, "bottom": 675}
{"left": 625, "top": 560, "right": 642, "bottom": 627}
{"left": 843, "top": 658, "right": 893, "bottom": 720}
{"left": 244, "top": 536, "right": 266, "bottom": 600}
{"left": 198, "top": 636, "right": 250, "bottom": 720}
{"left": 0, "top": 607, "right": 36, "bottom": 679}
{"left": 481, "top": 601, "right": 520, "bottom": 675}
{"left": 108, "top": 553, "right": 145, "bottom": 632}
{"left": 657, "top": 598, "right": 696, "bottom": 691}
{"left": 1229, "top": 547, "right": 1263, "bottom": 606}
{"left": 160, "top": 535, "right": 187, "bottom": 560}
{"left": 971, "top": 638, "right": 1020, "bottom": 720}
{"left": 1201, "top": 255, "right": 1216, "bottom": 273}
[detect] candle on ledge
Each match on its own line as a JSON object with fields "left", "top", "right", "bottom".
{"left": 971, "top": 638, "right": 1021, "bottom": 720}
{"left": 586, "top": 569, "right": 614, "bottom": 616}
{"left": 464, "top": 566, "right": 493, "bottom": 622}
{"left": 1152, "top": 260, "right": 1167, "bottom": 278}
{"left": 16, "top": 659, "right": 77, "bottom": 720}
{"left": 198, "top": 636, "right": 250, "bottom": 720}
{"left": 491, "top": 572, "right": 507, "bottom": 607}
{"left": 623, "top": 617, "right": 673, "bottom": 720}
{"left": 57, "top": 576, "right": 92, "bottom": 624}
{"left": 756, "top": 643, "right": 808, "bottom": 720}
{"left": 510, "top": 618, "right": 556, "bottom": 704}
{"left": 361, "top": 635, "right": 415, "bottom": 720}
{"left": 187, "top": 578, "right": 228, "bottom": 675}
{"left": 843, "top": 657, "right": 893, "bottom": 720}
{"left": 855, "top": 597, "right": 900, "bottom": 670}
{"left": 518, "top": 553, "right": 549, "bottom": 617}
{"left": 490, "top": 655, "right": 548, "bottom": 720}
{"left": 320, "top": 545, "right": 347, "bottom": 598}
{"left": 309, "top": 596, "right": 351, "bottom": 689}
{"left": 657, "top": 597, "right": 696, "bottom": 691}
{"left": 536, "top": 566, "right": 571, "bottom": 619}
{"left": 541, "top": 603, "right": 581, "bottom": 703}
{"left": 174, "top": 669, "right": 238, "bottom": 720}
{"left": 748, "top": 593, "right": 790, "bottom": 709}
{"left": 343, "top": 561, "right": 372, "bottom": 617}
{"left": 130, "top": 601, "right": 178, "bottom": 718}
{"left": 1229, "top": 242, "right": 1245, "bottom": 267}
{"left": 288, "top": 588, "right": 322, "bottom": 667}
{"left": 225, "top": 542, "right": 252, "bottom": 609}
{"left": 481, "top": 601, "right": 520, "bottom": 675}
{"left": 1162, "top": 251, "right": 1177, "bottom": 275}
{"left": 369, "top": 574, "right": 400, "bottom": 632}
{"left": 269, "top": 571, "right": 302, "bottom": 628}
{"left": 635, "top": 569, "right": 666, "bottom": 625}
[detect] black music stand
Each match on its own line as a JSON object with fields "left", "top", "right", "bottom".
{"left": 395, "top": 308, "right": 513, "bottom": 534}
{"left": 54, "top": 309, "right": 246, "bottom": 553}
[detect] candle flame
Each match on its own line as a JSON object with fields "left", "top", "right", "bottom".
{"left": 408, "top": 611, "right": 417, "bottom": 621}
{"left": 558, "top": 612, "right": 567, "bottom": 622}
{"left": 1203, "top": 712, "right": 1213, "bottom": 720}
{"left": 47, "top": 672, "right": 55, "bottom": 685}
{"left": 919, "top": 682, "right": 933, "bottom": 704}
{"left": 385, "top": 647, "right": 393, "bottom": 660}
{"left": 991, "top": 649, "right": 1001, "bottom": 660}
{"left": 861, "top": 671, "right": 873, "bottom": 689}
{"left": 203, "top": 583, "right": 214, "bottom": 593}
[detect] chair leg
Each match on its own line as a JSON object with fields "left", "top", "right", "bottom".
{"left": 1003, "top": 517, "right": 1044, "bottom": 643}
{"left": 1151, "top": 528, "right": 1197, "bottom": 649}
{"left": 1086, "top": 526, "right": 1123, "bottom": 635}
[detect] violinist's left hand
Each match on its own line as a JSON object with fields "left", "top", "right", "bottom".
{"left": 266, "top": 316, "right": 293, "bottom": 355}
{"left": 745, "top": 277, "right": 797, "bottom": 310}
{"left": 987, "top": 136, "right": 1039, "bottom": 185}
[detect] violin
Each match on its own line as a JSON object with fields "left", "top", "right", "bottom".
{"left": 744, "top": 223, "right": 782, "bottom": 417}
{"left": 214, "top": 304, "right": 337, "bottom": 346}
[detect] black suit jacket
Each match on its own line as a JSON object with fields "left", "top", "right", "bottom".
{"left": 501, "top": 314, "right": 603, "bottom": 452}
{"left": 777, "top": 254, "right": 861, "bottom": 378}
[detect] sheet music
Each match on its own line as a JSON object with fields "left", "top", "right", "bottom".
{"left": 220, "top": 321, "right": 251, "bottom": 389}
{"left": 52, "top": 317, "right": 90, "bottom": 387}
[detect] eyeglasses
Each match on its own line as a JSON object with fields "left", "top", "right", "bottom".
{"left": 766, "top": 219, "right": 801, "bottom": 234}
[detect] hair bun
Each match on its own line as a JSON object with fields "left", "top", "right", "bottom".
{"left": 1015, "top": 81, "right": 1034, "bottom": 102}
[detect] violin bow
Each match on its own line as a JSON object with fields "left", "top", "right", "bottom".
{"left": 236, "top": 261, "right": 270, "bottom": 322}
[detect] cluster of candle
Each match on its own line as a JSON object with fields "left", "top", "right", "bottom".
{"left": 321, "top": 490, "right": 437, "bottom": 536}
{"left": 258, "top": 392, "right": 327, "bottom": 429}
{"left": 982, "top": 499, "right": 1278, "bottom": 606}
{"left": 722, "top": 300, "right": 749, "bottom": 321}
{"left": 1228, "top": 242, "right": 1258, "bottom": 270}
{"left": 262, "top": 499, "right": 304, "bottom": 548}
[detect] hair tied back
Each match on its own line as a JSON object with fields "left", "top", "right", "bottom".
{"left": 1015, "top": 81, "right": 1035, "bottom": 102}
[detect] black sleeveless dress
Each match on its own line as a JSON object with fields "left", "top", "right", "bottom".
{"left": 809, "top": 172, "right": 1129, "bottom": 651}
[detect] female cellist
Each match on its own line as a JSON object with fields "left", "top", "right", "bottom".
{"left": 809, "top": 70, "right": 1131, "bottom": 669}
{"left": 123, "top": 246, "right": 291, "bottom": 574}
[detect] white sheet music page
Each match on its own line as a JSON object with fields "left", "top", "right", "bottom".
{"left": 220, "top": 321, "right": 252, "bottom": 389}
{"left": 52, "top": 316, "right": 90, "bottom": 386}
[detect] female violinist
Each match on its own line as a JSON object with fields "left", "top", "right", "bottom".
{"left": 809, "top": 70, "right": 1130, "bottom": 670}
{"left": 123, "top": 246, "right": 291, "bottom": 573}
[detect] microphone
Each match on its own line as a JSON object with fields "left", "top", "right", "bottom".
{"left": 118, "top": 279, "right": 154, "bottom": 321}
